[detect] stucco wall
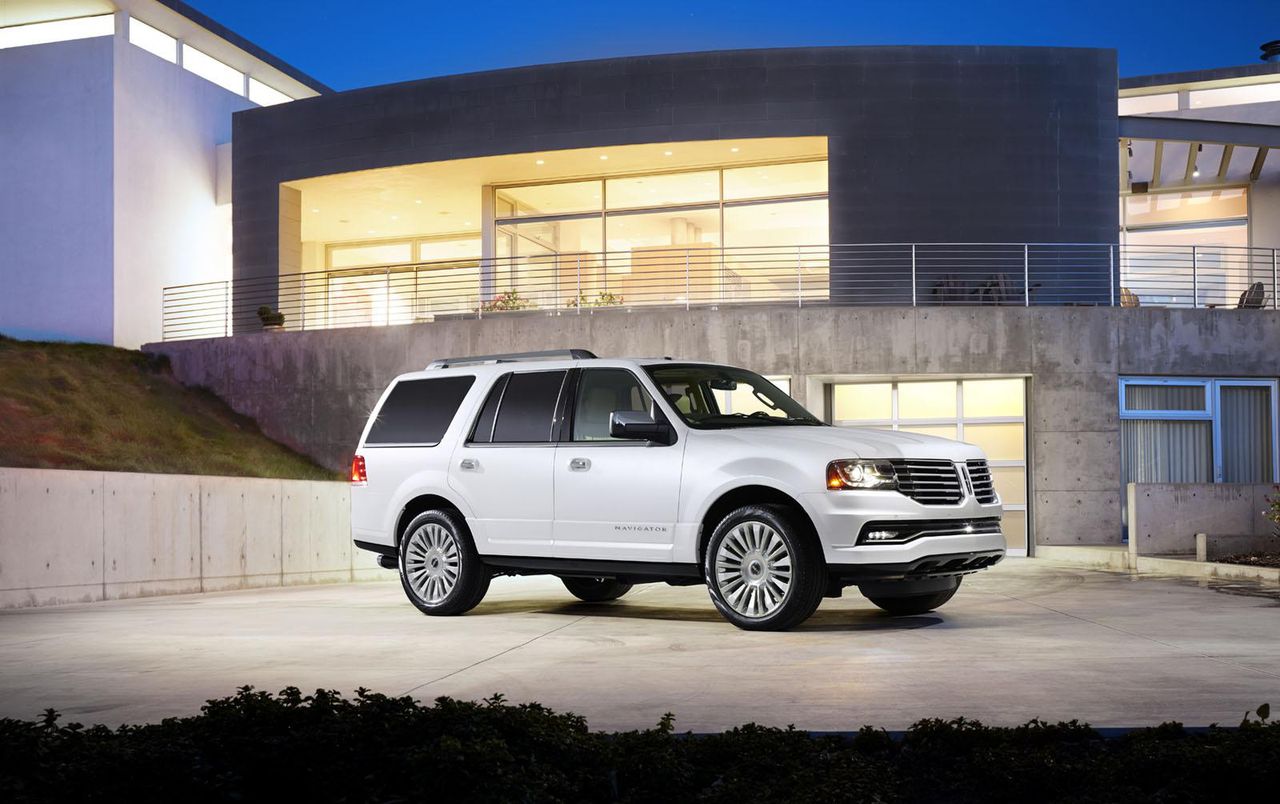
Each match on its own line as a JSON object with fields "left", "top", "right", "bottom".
{"left": 144, "top": 305, "right": 1280, "bottom": 549}
{"left": 112, "top": 37, "right": 252, "bottom": 348}
{"left": 0, "top": 468, "right": 378, "bottom": 609}
{"left": 0, "top": 37, "right": 115, "bottom": 343}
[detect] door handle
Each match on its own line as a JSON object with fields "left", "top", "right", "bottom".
{"left": 459, "top": 458, "right": 478, "bottom": 471}
{"left": 569, "top": 457, "right": 591, "bottom": 471}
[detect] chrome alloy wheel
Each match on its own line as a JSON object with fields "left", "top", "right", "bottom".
{"left": 714, "top": 520, "right": 793, "bottom": 618}
{"left": 404, "top": 523, "right": 461, "bottom": 604}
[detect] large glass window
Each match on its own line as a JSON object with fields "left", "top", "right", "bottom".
{"left": 831, "top": 378, "right": 1029, "bottom": 554}
{"left": 492, "top": 159, "right": 829, "bottom": 310}
{"left": 1120, "top": 378, "right": 1279, "bottom": 484}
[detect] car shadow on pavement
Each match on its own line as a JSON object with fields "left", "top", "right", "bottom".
{"left": 469, "top": 598, "right": 948, "bottom": 631}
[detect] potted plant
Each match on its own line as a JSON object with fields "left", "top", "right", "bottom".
{"left": 257, "top": 305, "right": 286, "bottom": 331}
{"left": 565, "top": 291, "right": 625, "bottom": 309}
{"left": 477, "top": 290, "right": 534, "bottom": 313}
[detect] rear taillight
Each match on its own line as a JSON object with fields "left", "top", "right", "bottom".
{"left": 350, "top": 455, "right": 367, "bottom": 486}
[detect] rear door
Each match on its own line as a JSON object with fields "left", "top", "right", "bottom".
{"left": 449, "top": 370, "right": 566, "bottom": 557}
{"left": 552, "top": 368, "right": 685, "bottom": 561}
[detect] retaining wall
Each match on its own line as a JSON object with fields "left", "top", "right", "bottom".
{"left": 0, "top": 468, "right": 377, "bottom": 609}
{"left": 1127, "top": 482, "right": 1277, "bottom": 556}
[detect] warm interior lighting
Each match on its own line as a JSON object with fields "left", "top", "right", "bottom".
{"left": 599, "top": 155, "right": 609, "bottom": 160}
{"left": 1117, "top": 93, "right": 1179, "bottom": 116}
{"left": 128, "top": 17, "right": 177, "bottom": 63}
{"left": 248, "top": 77, "right": 292, "bottom": 106}
{"left": 0, "top": 14, "right": 115, "bottom": 50}
{"left": 1190, "top": 81, "right": 1280, "bottom": 109}
{"left": 182, "top": 44, "right": 245, "bottom": 95}
{"left": 535, "top": 159, "right": 545, "bottom": 165}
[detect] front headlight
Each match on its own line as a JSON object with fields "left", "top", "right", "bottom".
{"left": 826, "top": 459, "right": 898, "bottom": 491}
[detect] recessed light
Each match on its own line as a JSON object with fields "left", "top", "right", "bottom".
{"left": 414, "top": 199, "right": 422, "bottom": 204}
{"left": 391, "top": 215, "right": 399, "bottom": 220}
{"left": 535, "top": 159, "right": 545, "bottom": 165}
{"left": 730, "top": 147, "right": 740, "bottom": 153}
{"left": 599, "top": 154, "right": 609, "bottom": 160}
{"left": 367, "top": 229, "right": 376, "bottom": 234}
{"left": 310, "top": 208, "right": 319, "bottom": 213}
{"left": 663, "top": 150, "right": 673, "bottom": 156}
{"left": 464, "top": 221, "right": 472, "bottom": 226}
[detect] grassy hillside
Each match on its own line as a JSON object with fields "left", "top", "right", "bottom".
{"left": 0, "top": 337, "right": 341, "bottom": 480}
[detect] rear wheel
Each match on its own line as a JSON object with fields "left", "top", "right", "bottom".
{"left": 562, "top": 577, "right": 633, "bottom": 602}
{"left": 703, "top": 504, "right": 825, "bottom": 631}
{"left": 863, "top": 578, "right": 961, "bottom": 616}
{"left": 398, "top": 510, "right": 490, "bottom": 616}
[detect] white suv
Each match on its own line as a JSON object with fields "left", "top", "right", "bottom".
{"left": 350, "top": 349, "right": 1004, "bottom": 631}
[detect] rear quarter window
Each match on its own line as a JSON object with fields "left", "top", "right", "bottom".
{"left": 365, "top": 376, "right": 476, "bottom": 445}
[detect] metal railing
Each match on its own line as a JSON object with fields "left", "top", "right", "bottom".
{"left": 161, "top": 243, "right": 1280, "bottom": 341}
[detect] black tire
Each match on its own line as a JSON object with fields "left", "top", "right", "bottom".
{"left": 703, "top": 504, "right": 826, "bottom": 631}
{"left": 562, "top": 577, "right": 633, "bottom": 602}
{"left": 864, "top": 579, "right": 961, "bottom": 616}
{"left": 397, "top": 509, "right": 490, "bottom": 616}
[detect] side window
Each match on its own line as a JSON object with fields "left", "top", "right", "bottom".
{"left": 490, "top": 370, "right": 568, "bottom": 443}
{"left": 572, "top": 369, "right": 654, "bottom": 441}
{"left": 366, "top": 376, "right": 476, "bottom": 445}
{"left": 468, "top": 374, "right": 510, "bottom": 444}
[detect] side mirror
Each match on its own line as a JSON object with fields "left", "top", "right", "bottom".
{"left": 609, "top": 410, "right": 676, "bottom": 445}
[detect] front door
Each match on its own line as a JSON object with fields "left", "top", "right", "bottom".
{"left": 553, "top": 368, "right": 685, "bottom": 561}
{"left": 450, "top": 369, "right": 567, "bottom": 557}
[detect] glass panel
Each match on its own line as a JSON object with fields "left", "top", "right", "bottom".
{"left": 832, "top": 383, "right": 892, "bottom": 421}
{"left": 497, "top": 181, "right": 602, "bottom": 218}
{"left": 990, "top": 466, "right": 1026, "bottom": 505}
{"left": 573, "top": 369, "right": 654, "bottom": 441}
{"left": 606, "top": 171, "right": 719, "bottom": 210}
{"left": 415, "top": 264, "right": 480, "bottom": 317}
{"left": 181, "top": 44, "right": 244, "bottom": 95}
{"left": 898, "top": 381, "right": 957, "bottom": 420}
{"left": 1000, "top": 510, "right": 1027, "bottom": 552}
{"left": 1190, "top": 82, "right": 1280, "bottom": 109}
{"left": 492, "top": 371, "right": 567, "bottom": 443}
{"left": 1121, "top": 225, "right": 1253, "bottom": 309}
{"left": 366, "top": 377, "right": 475, "bottom": 445}
{"left": 1117, "top": 93, "right": 1178, "bottom": 115}
{"left": 1124, "top": 384, "right": 1207, "bottom": 412}
{"left": 724, "top": 161, "right": 828, "bottom": 200}
{"left": 715, "top": 376, "right": 792, "bottom": 416}
{"left": 325, "top": 271, "right": 414, "bottom": 328}
{"left": 129, "top": 17, "right": 177, "bottom": 63}
{"left": 721, "top": 199, "right": 829, "bottom": 303}
{"left": 1220, "top": 385, "right": 1274, "bottom": 482}
{"left": 248, "top": 78, "right": 291, "bottom": 107}
{"left": 899, "top": 425, "right": 957, "bottom": 441}
{"left": 1120, "top": 420, "right": 1213, "bottom": 483}
{"left": 606, "top": 207, "right": 720, "bottom": 306}
{"left": 962, "top": 379, "right": 1025, "bottom": 418}
{"left": 1123, "top": 189, "right": 1247, "bottom": 228}
{"left": 418, "top": 237, "right": 481, "bottom": 263}
{"left": 964, "top": 423, "right": 1024, "bottom": 460}
{"left": 0, "top": 14, "right": 115, "bottom": 49}
{"left": 328, "top": 242, "right": 413, "bottom": 269}
{"left": 498, "top": 218, "right": 605, "bottom": 309}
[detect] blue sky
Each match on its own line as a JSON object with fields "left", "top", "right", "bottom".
{"left": 190, "top": 0, "right": 1280, "bottom": 91}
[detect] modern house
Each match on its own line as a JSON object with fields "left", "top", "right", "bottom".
{"left": 2, "top": 6, "right": 1278, "bottom": 554}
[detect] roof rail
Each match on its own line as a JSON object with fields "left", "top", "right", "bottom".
{"left": 425, "top": 349, "right": 598, "bottom": 370}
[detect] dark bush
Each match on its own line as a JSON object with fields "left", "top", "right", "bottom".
{"left": 0, "top": 688, "right": 1276, "bottom": 802}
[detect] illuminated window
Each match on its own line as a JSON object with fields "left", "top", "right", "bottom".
{"left": 0, "top": 14, "right": 114, "bottom": 50}
{"left": 248, "top": 78, "right": 292, "bottom": 107}
{"left": 128, "top": 17, "right": 176, "bottom": 63}
{"left": 1117, "top": 93, "right": 1178, "bottom": 116}
{"left": 606, "top": 171, "right": 719, "bottom": 209}
{"left": 328, "top": 242, "right": 413, "bottom": 269}
{"left": 182, "top": 44, "right": 244, "bottom": 95}
{"left": 1190, "top": 82, "right": 1280, "bottom": 109}
{"left": 723, "top": 161, "right": 826, "bottom": 200}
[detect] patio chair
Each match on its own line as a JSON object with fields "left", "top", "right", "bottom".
{"left": 1236, "top": 282, "right": 1267, "bottom": 309}
{"left": 1120, "top": 287, "right": 1140, "bottom": 308}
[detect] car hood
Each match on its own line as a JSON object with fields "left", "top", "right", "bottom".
{"left": 695, "top": 424, "right": 985, "bottom": 461}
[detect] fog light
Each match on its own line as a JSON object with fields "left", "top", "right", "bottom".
{"left": 864, "top": 530, "right": 898, "bottom": 542}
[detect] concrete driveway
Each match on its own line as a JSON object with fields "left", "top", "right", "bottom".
{"left": 1, "top": 559, "right": 1277, "bottom": 732}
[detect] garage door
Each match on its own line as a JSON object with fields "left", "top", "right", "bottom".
{"left": 830, "top": 378, "right": 1028, "bottom": 555}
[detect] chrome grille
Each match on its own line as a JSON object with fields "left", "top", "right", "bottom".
{"left": 889, "top": 459, "right": 963, "bottom": 505}
{"left": 966, "top": 460, "right": 998, "bottom": 504}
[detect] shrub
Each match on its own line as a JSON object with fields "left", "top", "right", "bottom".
{"left": 478, "top": 290, "right": 533, "bottom": 312}
{"left": 1, "top": 689, "right": 1277, "bottom": 802}
{"left": 256, "top": 306, "right": 285, "bottom": 327}
{"left": 566, "top": 291, "right": 625, "bottom": 308}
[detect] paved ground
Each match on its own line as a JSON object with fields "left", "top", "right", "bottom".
{"left": 1, "top": 559, "right": 1278, "bottom": 732}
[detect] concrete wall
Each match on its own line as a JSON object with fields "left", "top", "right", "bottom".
{"left": 231, "top": 46, "right": 1118, "bottom": 311}
{"left": 144, "top": 305, "right": 1280, "bottom": 549}
{"left": 1128, "top": 483, "right": 1278, "bottom": 556}
{"left": 0, "top": 36, "right": 115, "bottom": 344}
{"left": 0, "top": 468, "right": 377, "bottom": 609}
{"left": 112, "top": 35, "right": 252, "bottom": 348}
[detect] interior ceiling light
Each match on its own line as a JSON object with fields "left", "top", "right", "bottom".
{"left": 535, "top": 159, "right": 545, "bottom": 165}
{"left": 730, "top": 147, "right": 740, "bottom": 152}
{"left": 599, "top": 154, "right": 609, "bottom": 160}
{"left": 414, "top": 199, "right": 423, "bottom": 204}
{"left": 663, "top": 150, "right": 673, "bottom": 156}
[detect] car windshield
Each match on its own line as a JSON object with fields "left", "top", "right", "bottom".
{"left": 644, "top": 364, "right": 825, "bottom": 429}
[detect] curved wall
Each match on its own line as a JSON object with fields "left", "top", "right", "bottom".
{"left": 232, "top": 46, "right": 1118, "bottom": 300}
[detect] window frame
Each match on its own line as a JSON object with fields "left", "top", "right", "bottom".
{"left": 1119, "top": 376, "right": 1279, "bottom": 483}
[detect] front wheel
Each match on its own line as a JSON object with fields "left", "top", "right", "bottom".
{"left": 704, "top": 504, "right": 826, "bottom": 631}
{"left": 864, "top": 578, "right": 961, "bottom": 616}
{"left": 562, "top": 577, "right": 633, "bottom": 602}
{"left": 398, "top": 510, "right": 490, "bottom": 616}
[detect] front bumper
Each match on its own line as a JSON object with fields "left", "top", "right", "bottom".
{"left": 800, "top": 489, "right": 1006, "bottom": 569}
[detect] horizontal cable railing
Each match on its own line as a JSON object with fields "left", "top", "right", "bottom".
{"left": 161, "top": 243, "right": 1280, "bottom": 341}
